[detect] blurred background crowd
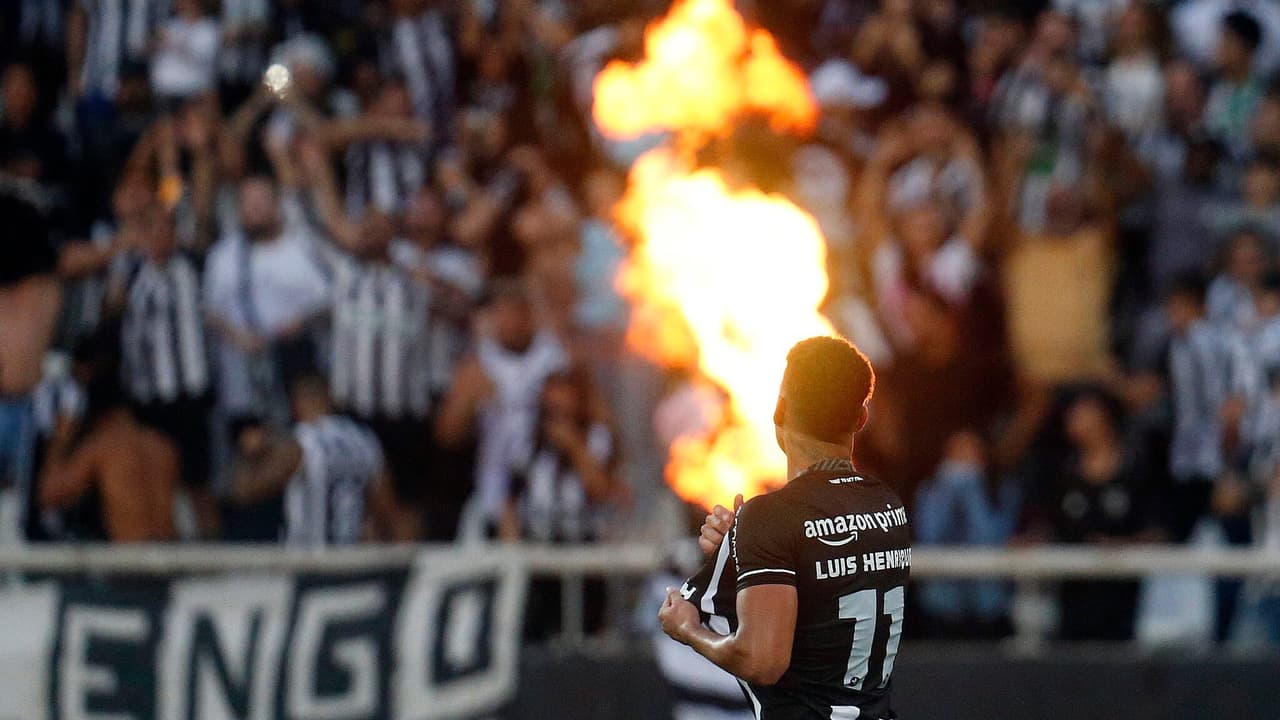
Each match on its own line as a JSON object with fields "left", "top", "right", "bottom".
{"left": 0, "top": 0, "right": 1279, "bottom": 646}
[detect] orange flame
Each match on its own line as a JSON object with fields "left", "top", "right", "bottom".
{"left": 594, "top": 0, "right": 834, "bottom": 510}
{"left": 592, "top": 0, "right": 817, "bottom": 140}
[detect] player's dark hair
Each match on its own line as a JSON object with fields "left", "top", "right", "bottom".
{"left": 1223, "top": 10, "right": 1263, "bottom": 53}
{"left": 781, "top": 337, "right": 875, "bottom": 444}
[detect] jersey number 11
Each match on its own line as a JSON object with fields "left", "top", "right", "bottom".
{"left": 838, "top": 585, "right": 905, "bottom": 691}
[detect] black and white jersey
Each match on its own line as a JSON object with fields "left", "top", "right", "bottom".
{"left": 382, "top": 8, "right": 455, "bottom": 133}
{"left": 647, "top": 574, "right": 756, "bottom": 720}
{"left": 1168, "top": 320, "right": 1263, "bottom": 480}
{"left": 23, "top": 372, "right": 86, "bottom": 543}
{"left": 78, "top": 0, "right": 170, "bottom": 98}
{"left": 389, "top": 240, "right": 483, "bottom": 396}
{"left": 344, "top": 141, "right": 428, "bottom": 217}
{"left": 683, "top": 459, "right": 911, "bottom": 720}
{"left": 514, "top": 423, "right": 613, "bottom": 543}
{"left": 1252, "top": 316, "right": 1280, "bottom": 379}
{"left": 473, "top": 331, "right": 568, "bottom": 520}
{"left": 119, "top": 255, "right": 210, "bottom": 405}
{"left": 285, "top": 415, "right": 385, "bottom": 547}
{"left": 328, "top": 255, "right": 433, "bottom": 420}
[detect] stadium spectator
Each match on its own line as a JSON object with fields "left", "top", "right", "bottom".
{"left": 202, "top": 173, "right": 329, "bottom": 419}
{"left": 1103, "top": 3, "right": 1164, "bottom": 143}
{"left": 502, "top": 367, "right": 621, "bottom": 640}
{"left": 22, "top": 343, "right": 89, "bottom": 543}
{"left": 384, "top": 0, "right": 457, "bottom": 137}
{"left": 1174, "top": 0, "right": 1280, "bottom": 76}
{"left": 863, "top": 289, "right": 1011, "bottom": 503}
{"left": 331, "top": 76, "right": 432, "bottom": 217}
{"left": 3, "top": 1, "right": 70, "bottom": 84}
{"left": 150, "top": 0, "right": 220, "bottom": 106}
{"left": 67, "top": 0, "right": 169, "bottom": 102}
{"left": 1164, "top": 275, "right": 1264, "bottom": 640}
{"left": 1206, "top": 229, "right": 1274, "bottom": 332}
{"left": 287, "top": 130, "right": 439, "bottom": 536}
{"left": 861, "top": 112, "right": 987, "bottom": 352}
{"left": 1251, "top": 271, "right": 1280, "bottom": 378}
{"left": 0, "top": 188, "right": 61, "bottom": 506}
{"left": 124, "top": 95, "right": 220, "bottom": 248}
{"left": 37, "top": 336, "right": 178, "bottom": 543}
{"left": 0, "top": 62, "right": 68, "bottom": 189}
{"left": 1002, "top": 183, "right": 1116, "bottom": 388}
{"left": 500, "top": 367, "right": 623, "bottom": 544}
{"left": 990, "top": 11, "right": 1091, "bottom": 232}
{"left": 230, "top": 373, "right": 402, "bottom": 546}
{"left": 393, "top": 186, "right": 482, "bottom": 400}
{"left": 1204, "top": 10, "right": 1266, "bottom": 161}
{"left": 1041, "top": 391, "right": 1162, "bottom": 641}
{"left": 913, "top": 431, "right": 1019, "bottom": 638}
{"left": 1204, "top": 156, "right": 1280, "bottom": 250}
{"left": 216, "top": 0, "right": 271, "bottom": 106}
{"left": 436, "top": 279, "right": 568, "bottom": 539}
{"left": 1146, "top": 135, "right": 1224, "bottom": 305}
{"left": 77, "top": 60, "right": 155, "bottom": 226}
{"left": 115, "top": 207, "right": 217, "bottom": 536}
{"left": 221, "top": 413, "right": 286, "bottom": 542}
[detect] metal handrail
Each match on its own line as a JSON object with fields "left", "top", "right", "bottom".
{"left": 0, "top": 543, "right": 1274, "bottom": 578}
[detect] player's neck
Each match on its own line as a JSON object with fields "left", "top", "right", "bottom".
{"left": 783, "top": 429, "right": 853, "bottom": 481}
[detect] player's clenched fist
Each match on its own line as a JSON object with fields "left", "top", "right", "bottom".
{"left": 698, "top": 493, "right": 744, "bottom": 556}
{"left": 658, "top": 587, "right": 701, "bottom": 644}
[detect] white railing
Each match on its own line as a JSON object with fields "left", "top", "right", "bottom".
{"left": 1, "top": 544, "right": 1275, "bottom": 648}
{"left": 0, "top": 543, "right": 1274, "bottom": 577}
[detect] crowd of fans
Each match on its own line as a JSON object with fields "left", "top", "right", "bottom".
{"left": 0, "top": 0, "right": 1279, "bottom": 644}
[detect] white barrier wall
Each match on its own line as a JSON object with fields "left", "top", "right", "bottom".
{"left": 0, "top": 550, "right": 527, "bottom": 720}
{"left": 0, "top": 544, "right": 1275, "bottom": 720}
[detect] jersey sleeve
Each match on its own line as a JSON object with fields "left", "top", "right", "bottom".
{"left": 731, "top": 496, "right": 797, "bottom": 591}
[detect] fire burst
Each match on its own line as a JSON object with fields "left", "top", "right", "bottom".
{"left": 593, "top": 0, "right": 836, "bottom": 509}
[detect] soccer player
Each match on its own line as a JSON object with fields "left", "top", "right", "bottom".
{"left": 659, "top": 336, "right": 911, "bottom": 720}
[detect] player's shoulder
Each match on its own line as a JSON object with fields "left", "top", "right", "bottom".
{"left": 736, "top": 486, "right": 792, "bottom": 522}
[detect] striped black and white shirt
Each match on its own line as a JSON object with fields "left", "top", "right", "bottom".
{"left": 23, "top": 371, "right": 85, "bottom": 542}
{"left": 646, "top": 575, "right": 756, "bottom": 720}
{"left": 1168, "top": 320, "right": 1264, "bottom": 481}
{"left": 285, "top": 415, "right": 384, "bottom": 547}
{"left": 120, "top": 254, "right": 210, "bottom": 405}
{"left": 1251, "top": 315, "right": 1280, "bottom": 378}
{"left": 516, "top": 423, "right": 613, "bottom": 543}
{"left": 382, "top": 8, "right": 455, "bottom": 134}
{"left": 474, "top": 331, "right": 568, "bottom": 520}
{"left": 329, "top": 254, "right": 433, "bottom": 420}
{"left": 32, "top": 372, "right": 85, "bottom": 438}
{"left": 389, "top": 240, "right": 483, "bottom": 397}
{"left": 78, "top": 0, "right": 171, "bottom": 98}
{"left": 343, "top": 140, "right": 428, "bottom": 218}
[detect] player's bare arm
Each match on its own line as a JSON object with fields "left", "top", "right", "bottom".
{"left": 659, "top": 583, "right": 798, "bottom": 686}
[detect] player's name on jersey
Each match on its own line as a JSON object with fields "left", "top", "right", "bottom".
{"left": 802, "top": 506, "right": 908, "bottom": 546}
{"left": 815, "top": 547, "right": 912, "bottom": 581}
